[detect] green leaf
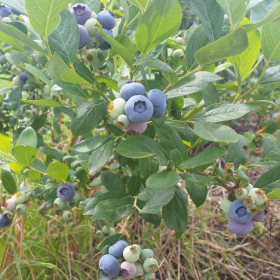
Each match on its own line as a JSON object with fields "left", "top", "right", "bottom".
{"left": 99, "top": 29, "right": 134, "bottom": 67}
{"left": 193, "top": 121, "right": 239, "bottom": 143}
{"left": 128, "top": 0, "right": 148, "bottom": 9}
{"left": 0, "top": 0, "right": 27, "bottom": 15}
{"left": 134, "top": 58, "right": 175, "bottom": 74}
{"left": 201, "top": 83, "right": 219, "bottom": 106}
{"left": 18, "top": 127, "right": 37, "bottom": 149}
{"left": 254, "top": 164, "right": 280, "bottom": 193}
{"left": 94, "top": 76, "right": 119, "bottom": 92}
{"left": 146, "top": 170, "right": 179, "bottom": 190}
{"left": 136, "top": 200, "right": 162, "bottom": 226}
{"left": 250, "top": 0, "right": 278, "bottom": 24}
{"left": 181, "top": 172, "right": 216, "bottom": 185}
{"left": 195, "top": 28, "right": 249, "bottom": 66}
{"left": 47, "top": 162, "right": 69, "bottom": 181}
{"left": 92, "top": 197, "right": 133, "bottom": 221}
{"left": 216, "top": 0, "right": 246, "bottom": 26}
{"left": 5, "top": 51, "right": 29, "bottom": 65}
{"left": 262, "top": 132, "right": 280, "bottom": 161}
{"left": 113, "top": 34, "right": 138, "bottom": 53}
{"left": 25, "top": 0, "right": 72, "bottom": 37}
{"left": 191, "top": 104, "right": 253, "bottom": 123}
{"left": 105, "top": 124, "right": 125, "bottom": 136}
{"left": 25, "top": 64, "right": 52, "bottom": 88}
{"left": 135, "top": 0, "right": 181, "bottom": 54}
{"left": 23, "top": 169, "right": 41, "bottom": 181}
{"left": 0, "top": 133, "right": 11, "bottom": 154}
{"left": 163, "top": 188, "right": 188, "bottom": 238}
{"left": 185, "top": 181, "right": 208, "bottom": 208}
{"left": 73, "top": 60, "right": 95, "bottom": 84}
{"left": 70, "top": 100, "right": 108, "bottom": 136}
{"left": 140, "top": 186, "right": 176, "bottom": 214}
{"left": 97, "top": 234, "right": 125, "bottom": 255}
{"left": 22, "top": 99, "right": 63, "bottom": 107}
{"left": 127, "top": 175, "right": 142, "bottom": 196}
{"left": 115, "top": 135, "right": 168, "bottom": 165}
{"left": 151, "top": 115, "right": 166, "bottom": 127}
{"left": 260, "top": 65, "right": 280, "bottom": 84}
{"left": 46, "top": 53, "right": 87, "bottom": 84}
{"left": 30, "top": 158, "right": 47, "bottom": 174}
{"left": 185, "top": 0, "right": 224, "bottom": 41}
{"left": 179, "top": 146, "right": 227, "bottom": 170}
{"left": 267, "top": 188, "right": 280, "bottom": 200}
{"left": 166, "top": 72, "right": 223, "bottom": 99}
{"left": 48, "top": 9, "right": 79, "bottom": 64}
{"left": 139, "top": 157, "right": 159, "bottom": 179}
{"left": 1, "top": 169, "right": 17, "bottom": 194}
{"left": 120, "top": 0, "right": 129, "bottom": 23}
{"left": 101, "top": 171, "right": 125, "bottom": 192}
{"left": 12, "top": 145, "right": 37, "bottom": 167}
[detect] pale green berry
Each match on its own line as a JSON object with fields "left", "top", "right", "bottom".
{"left": 13, "top": 76, "right": 23, "bottom": 86}
{"left": 143, "top": 258, "right": 158, "bottom": 273}
{"left": 123, "top": 245, "right": 140, "bottom": 263}
{"left": 2, "top": 17, "right": 12, "bottom": 23}
{"left": 245, "top": 184, "right": 254, "bottom": 192}
{"left": 63, "top": 211, "right": 72, "bottom": 221}
{"left": 173, "top": 49, "right": 184, "bottom": 59}
{"left": 85, "top": 18, "right": 98, "bottom": 36}
{"left": 91, "top": 11, "right": 97, "bottom": 19}
{"left": 133, "top": 244, "right": 142, "bottom": 255}
{"left": 257, "top": 199, "right": 269, "bottom": 211}
{"left": 220, "top": 200, "right": 231, "bottom": 218}
{"left": 96, "top": 230, "right": 104, "bottom": 238}
{"left": 248, "top": 188, "right": 267, "bottom": 206}
{"left": 102, "top": 225, "right": 110, "bottom": 235}
{"left": 247, "top": 205, "right": 259, "bottom": 215}
{"left": 144, "top": 272, "right": 156, "bottom": 279}
{"left": 135, "top": 264, "right": 145, "bottom": 277}
{"left": 68, "top": 222, "right": 74, "bottom": 228}
{"left": 140, "top": 248, "right": 154, "bottom": 262}
{"left": 235, "top": 187, "right": 248, "bottom": 200}
{"left": 108, "top": 98, "right": 126, "bottom": 119}
{"left": 13, "top": 192, "right": 29, "bottom": 204}
{"left": 108, "top": 227, "right": 115, "bottom": 236}
{"left": 16, "top": 204, "right": 28, "bottom": 215}
{"left": 116, "top": 114, "right": 130, "bottom": 129}
{"left": 53, "top": 198, "right": 66, "bottom": 210}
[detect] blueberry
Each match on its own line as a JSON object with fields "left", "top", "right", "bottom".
{"left": 94, "top": 28, "right": 114, "bottom": 50}
{"left": 133, "top": 244, "right": 142, "bottom": 255}
{"left": 175, "top": 37, "right": 184, "bottom": 45}
{"left": 63, "top": 211, "right": 72, "bottom": 221}
{"left": 16, "top": 204, "right": 28, "bottom": 215}
{"left": 25, "top": 110, "right": 33, "bottom": 118}
{"left": 109, "top": 240, "right": 129, "bottom": 259}
{"left": 57, "top": 183, "right": 76, "bottom": 201}
{"left": 143, "top": 258, "right": 158, "bottom": 273}
{"left": 96, "top": 230, "right": 104, "bottom": 238}
{"left": 13, "top": 192, "right": 29, "bottom": 204}
{"left": 70, "top": 3, "right": 91, "bottom": 24}
{"left": 108, "top": 98, "right": 126, "bottom": 119}
{"left": 18, "top": 72, "right": 30, "bottom": 83}
{"left": 78, "top": 25, "right": 89, "bottom": 49}
{"left": 38, "top": 127, "right": 48, "bottom": 135}
{"left": 102, "top": 225, "right": 110, "bottom": 235}
{"left": 244, "top": 183, "right": 254, "bottom": 192}
{"left": 116, "top": 114, "right": 130, "bottom": 129}
{"left": 4, "top": 198, "right": 17, "bottom": 211}
{"left": 229, "top": 200, "right": 254, "bottom": 224}
{"left": 2, "top": 17, "right": 12, "bottom": 23}
{"left": 108, "top": 227, "right": 115, "bottom": 236}
{"left": 135, "top": 264, "right": 145, "bottom": 277}
{"left": 53, "top": 198, "right": 66, "bottom": 210}
{"left": 97, "top": 10, "right": 116, "bottom": 30}
{"left": 189, "top": 20, "right": 198, "bottom": 28}
{"left": 173, "top": 49, "right": 184, "bottom": 59}
{"left": 247, "top": 205, "right": 259, "bottom": 216}
{"left": 235, "top": 187, "right": 248, "bottom": 200}
{"left": 248, "top": 188, "right": 267, "bottom": 206}
{"left": 243, "top": 196, "right": 255, "bottom": 209}
{"left": 85, "top": 18, "right": 98, "bottom": 37}
{"left": 120, "top": 81, "right": 146, "bottom": 101}
{"left": 125, "top": 95, "right": 154, "bottom": 123}
{"left": 123, "top": 245, "right": 140, "bottom": 263}
{"left": 12, "top": 8, "right": 21, "bottom": 15}
{"left": 120, "top": 261, "right": 136, "bottom": 279}
{"left": 140, "top": 248, "right": 154, "bottom": 262}
{"left": 0, "top": 213, "right": 13, "bottom": 228}
{"left": 147, "top": 89, "right": 167, "bottom": 118}
{"left": 144, "top": 273, "right": 156, "bottom": 280}
{"left": 91, "top": 11, "right": 97, "bottom": 19}
{"left": 220, "top": 200, "right": 231, "bottom": 218}
{"left": 99, "top": 254, "right": 121, "bottom": 278}
{"left": 252, "top": 210, "right": 267, "bottom": 222}
{"left": 86, "top": 48, "right": 105, "bottom": 69}
{"left": 123, "top": 122, "right": 147, "bottom": 136}
{"left": 257, "top": 199, "right": 269, "bottom": 211}
{"left": 0, "top": 5, "right": 12, "bottom": 17}
{"left": 228, "top": 219, "right": 254, "bottom": 236}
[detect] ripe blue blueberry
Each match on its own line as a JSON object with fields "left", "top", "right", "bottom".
{"left": 143, "top": 258, "right": 158, "bottom": 273}
{"left": 18, "top": 72, "right": 30, "bottom": 83}
{"left": 189, "top": 20, "right": 198, "bottom": 28}
{"left": 147, "top": 89, "right": 167, "bottom": 118}
{"left": 140, "top": 248, "right": 154, "bottom": 262}
{"left": 99, "top": 254, "right": 121, "bottom": 278}
{"left": 123, "top": 122, "right": 147, "bottom": 136}
{"left": 120, "top": 81, "right": 146, "bottom": 101}
{"left": 94, "top": 28, "right": 114, "bottom": 50}
{"left": 70, "top": 3, "right": 91, "bottom": 24}
{"left": 12, "top": 8, "right": 21, "bottom": 15}
{"left": 0, "top": 5, "right": 12, "bottom": 17}
{"left": 97, "top": 10, "right": 116, "bottom": 30}
{"left": 57, "top": 183, "right": 76, "bottom": 201}
{"left": 125, "top": 95, "right": 154, "bottom": 123}
{"left": 0, "top": 213, "right": 13, "bottom": 228}
{"left": 252, "top": 210, "right": 267, "bottom": 222}
{"left": 120, "top": 261, "right": 136, "bottom": 279}
{"left": 78, "top": 25, "right": 89, "bottom": 49}
{"left": 123, "top": 245, "right": 140, "bottom": 262}
{"left": 229, "top": 200, "right": 254, "bottom": 224}
{"left": 228, "top": 219, "right": 254, "bottom": 236}
{"left": 109, "top": 240, "right": 129, "bottom": 259}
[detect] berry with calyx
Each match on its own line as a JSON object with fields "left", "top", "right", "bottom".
{"left": 189, "top": 20, "right": 198, "bottom": 28}
{"left": 235, "top": 187, "right": 248, "bottom": 200}
{"left": 57, "top": 183, "right": 76, "bottom": 201}
{"left": 244, "top": 183, "right": 253, "bottom": 192}
{"left": 4, "top": 198, "right": 17, "bottom": 211}
{"left": 97, "top": 10, "right": 116, "bottom": 30}
{"left": 85, "top": 18, "right": 98, "bottom": 36}
{"left": 86, "top": 48, "right": 105, "bottom": 69}
{"left": 13, "top": 76, "right": 23, "bottom": 86}
{"left": 143, "top": 258, "right": 158, "bottom": 273}
{"left": 140, "top": 248, "right": 154, "bottom": 262}
{"left": 91, "top": 11, "right": 97, "bottom": 19}
{"left": 1, "top": 193, "right": 7, "bottom": 199}
{"left": 173, "top": 49, "right": 184, "bottom": 59}
{"left": 133, "top": 244, "right": 142, "bottom": 255}
{"left": 144, "top": 272, "right": 156, "bottom": 279}
{"left": 147, "top": 89, "right": 167, "bottom": 118}
{"left": 16, "top": 204, "right": 28, "bottom": 215}
{"left": 125, "top": 95, "right": 154, "bottom": 123}
{"left": 63, "top": 211, "right": 72, "bottom": 221}
{"left": 31, "top": 108, "right": 39, "bottom": 116}
{"left": 220, "top": 200, "right": 231, "bottom": 218}
{"left": 257, "top": 199, "right": 269, "bottom": 211}
{"left": 70, "top": 3, "right": 91, "bottom": 24}
{"left": 109, "top": 240, "right": 129, "bottom": 259}
{"left": 102, "top": 225, "right": 110, "bottom": 234}
{"left": 229, "top": 200, "right": 254, "bottom": 224}
{"left": 116, "top": 114, "right": 130, "bottom": 129}
{"left": 247, "top": 205, "right": 259, "bottom": 216}
{"left": 124, "top": 122, "right": 147, "bottom": 136}
{"left": 25, "top": 110, "right": 33, "bottom": 118}
{"left": 175, "top": 37, "right": 184, "bottom": 45}
{"left": 2, "top": 17, "right": 12, "bottom": 23}
{"left": 68, "top": 222, "right": 74, "bottom": 228}
{"left": 135, "top": 264, "right": 145, "bottom": 277}
{"left": 96, "top": 230, "right": 104, "bottom": 238}
{"left": 120, "top": 261, "right": 136, "bottom": 279}
{"left": 120, "top": 81, "right": 146, "bottom": 101}
{"left": 78, "top": 25, "right": 89, "bottom": 49}
{"left": 248, "top": 188, "right": 267, "bottom": 206}
{"left": 243, "top": 196, "right": 254, "bottom": 208}
{"left": 252, "top": 210, "right": 267, "bottom": 222}
{"left": 0, "top": 213, "right": 13, "bottom": 228}
{"left": 108, "top": 227, "right": 115, "bottom": 236}
{"left": 18, "top": 72, "right": 30, "bottom": 83}
{"left": 38, "top": 127, "right": 48, "bottom": 135}
{"left": 108, "top": 98, "right": 126, "bottom": 119}
{"left": 53, "top": 198, "right": 66, "bottom": 210}
{"left": 123, "top": 245, "right": 140, "bottom": 263}
{"left": 94, "top": 28, "right": 114, "bottom": 50}
{"left": 99, "top": 254, "right": 121, "bottom": 278}
{"left": 0, "top": 5, "right": 12, "bottom": 17}
{"left": 228, "top": 219, "right": 254, "bottom": 236}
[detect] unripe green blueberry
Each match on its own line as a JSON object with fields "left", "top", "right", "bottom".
{"left": 13, "top": 192, "right": 29, "bottom": 204}
{"left": 133, "top": 244, "right": 142, "bottom": 255}
{"left": 68, "top": 222, "right": 74, "bottom": 228}
{"left": 96, "top": 230, "right": 104, "bottom": 238}
{"left": 108, "top": 227, "right": 115, "bottom": 236}
{"left": 86, "top": 48, "right": 105, "bottom": 69}
{"left": 140, "top": 249, "right": 154, "bottom": 262}
{"left": 143, "top": 258, "right": 158, "bottom": 273}
{"left": 45, "top": 85, "right": 51, "bottom": 94}
{"left": 235, "top": 187, "right": 248, "bottom": 200}
{"left": 91, "top": 11, "right": 97, "bottom": 19}
{"left": 38, "top": 127, "right": 48, "bottom": 135}
{"left": 10, "top": 14, "right": 18, "bottom": 21}
{"left": 257, "top": 199, "right": 269, "bottom": 211}
{"left": 144, "top": 272, "right": 156, "bottom": 279}
{"left": 13, "top": 76, "right": 23, "bottom": 86}
{"left": 53, "top": 198, "right": 66, "bottom": 210}
{"left": 2, "top": 17, "right": 12, "bottom": 23}
{"left": 102, "top": 225, "right": 111, "bottom": 235}
{"left": 244, "top": 184, "right": 254, "bottom": 192}
{"left": 116, "top": 114, "right": 130, "bottom": 129}
{"left": 2, "top": 193, "right": 7, "bottom": 199}
{"left": 31, "top": 108, "right": 38, "bottom": 116}
{"left": 50, "top": 91, "right": 59, "bottom": 100}
{"left": 25, "top": 110, "right": 33, "bottom": 118}
{"left": 85, "top": 18, "right": 98, "bottom": 36}
{"left": 135, "top": 264, "right": 145, "bottom": 277}
{"left": 63, "top": 211, "right": 72, "bottom": 221}
{"left": 123, "top": 245, "right": 140, "bottom": 263}
{"left": 248, "top": 188, "right": 267, "bottom": 206}
{"left": 173, "top": 49, "right": 184, "bottom": 59}
{"left": 243, "top": 196, "right": 255, "bottom": 208}
{"left": 108, "top": 98, "right": 126, "bottom": 119}
{"left": 16, "top": 204, "right": 28, "bottom": 215}
{"left": 247, "top": 205, "right": 259, "bottom": 216}
{"left": 69, "top": 192, "right": 81, "bottom": 207}
{"left": 220, "top": 200, "right": 231, "bottom": 218}
{"left": 175, "top": 37, "right": 184, "bottom": 45}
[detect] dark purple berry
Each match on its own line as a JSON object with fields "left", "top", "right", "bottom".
{"left": 70, "top": 3, "right": 91, "bottom": 24}
{"left": 78, "top": 25, "right": 89, "bottom": 49}
{"left": 57, "top": 183, "right": 75, "bottom": 201}
{"left": 228, "top": 219, "right": 254, "bottom": 236}
{"left": 94, "top": 28, "right": 114, "bottom": 50}
{"left": 18, "top": 72, "right": 30, "bottom": 83}
{"left": 97, "top": 10, "right": 116, "bottom": 30}
{"left": 0, "top": 213, "right": 13, "bottom": 228}
{"left": 147, "top": 89, "right": 167, "bottom": 118}
{"left": 109, "top": 240, "right": 129, "bottom": 259}
{"left": 99, "top": 254, "right": 120, "bottom": 278}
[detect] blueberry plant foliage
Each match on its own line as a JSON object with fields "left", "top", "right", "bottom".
{"left": 0, "top": 0, "right": 280, "bottom": 242}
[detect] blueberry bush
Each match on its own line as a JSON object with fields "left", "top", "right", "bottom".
{"left": 0, "top": 0, "right": 280, "bottom": 278}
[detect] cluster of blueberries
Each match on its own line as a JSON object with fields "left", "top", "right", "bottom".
{"left": 0, "top": 191, "right": 29, "bottom": 228}
{"left": 99, "top": 240, "right": 158, "bottom": 279}
{"left": 97, "top": 225, "right": 116, "bottom": 238}
{"left": 109, "top": 81, "right": 167, "bottom": 135}
{"left": 0, "top": 4, "right": 20, "bottom": 22}
{"left": 70, "top": 3, "right": 115, "bottom": 50}
{"left": 220, "top": 184, "right": 268, "bottom": 236}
